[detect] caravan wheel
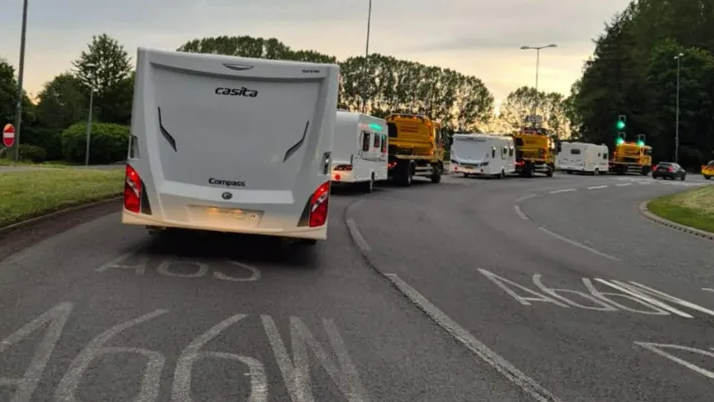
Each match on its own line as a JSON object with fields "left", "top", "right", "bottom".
{"left": 364, "top": 174, "right": 375, "bottom": 193}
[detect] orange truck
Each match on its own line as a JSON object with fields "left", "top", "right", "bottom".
{"left": 384, "top": 114, "right": 445, "bottom": 186}
{"left": 701, "top": 160, "right": 714, "bottom": 179}
{"left": 609, "top": 134, "right": 652, "bottom": 175}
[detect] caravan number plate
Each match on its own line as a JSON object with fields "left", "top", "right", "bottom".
{"left": 200, "top": 206, "right": 260, "bottom": 220}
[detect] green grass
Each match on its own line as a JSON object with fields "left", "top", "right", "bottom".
{"left": 0, "top": 169, "right": 124, "bottom": 227}
{"left": 648, "top": 185, "right": 714, "bottom": 233}
{"left": 0, "top": 158, "right": 72, "bottom": 167}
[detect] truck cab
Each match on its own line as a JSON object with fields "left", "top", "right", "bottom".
{"left": 385, "top": 114, "right": 444, "bottom": 186}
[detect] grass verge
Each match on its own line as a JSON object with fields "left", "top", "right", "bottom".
{"left": 0, "top": 169, "right": 123, "bottom": 228}
{"left": 648, "top": 185, "right": 714, "bottom": 233}
{"left": 0, "top": 159, "right": 72, "bottom": 167}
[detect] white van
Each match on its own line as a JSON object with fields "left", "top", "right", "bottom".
{"left": 557, "top": 142, "right": 609, "bottom": 175}
{"left": 121, "top": 47, "right": 340, "bottom": 245}
{"left": 450, "top": 133, "right": 515, "bottom": 178}
{"left": 331, "top": 111, "right": 388, "bottom": 192}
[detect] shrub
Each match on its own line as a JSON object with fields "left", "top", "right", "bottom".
{"left": 61, "top": 122, "right": 129, "bottom": 164}
{"left": 21, "top": 126, "right": 63, "bottom": 160}
{"left": 18, "top": 144, "right": 47, "bottom": 162}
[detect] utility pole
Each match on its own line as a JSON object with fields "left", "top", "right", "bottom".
{"left": 520, "top": 44, "right": 557, "bottom": 120}
{"left": 674, "top": 53, "right": 683, "bottom": 163}
{"left": 84, "top": 63, "right": 97, "bottom": 166}
{"left": 361, "top": 0, "right": 373, "bottom": 114}
{"left": 12, "top": 0, "right": 29, "bottom": 161}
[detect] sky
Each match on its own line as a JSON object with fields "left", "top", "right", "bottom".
{"left": 0, "top": 0, "right": 632, "bottom": 104}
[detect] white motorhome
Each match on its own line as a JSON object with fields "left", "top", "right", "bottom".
{"left": 556, "top": 142, "right": 609, "bottom": 175}
{"left": 450, "top": 133, "right": 515, "bottom": 178}
{"left": 331, "top": 111, "right": 388, "bottom": 192}
{"left": 121, "top": 47, "right": 340, "bottom": 245}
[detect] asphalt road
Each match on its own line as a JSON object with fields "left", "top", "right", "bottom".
{"left": 1, "top": 171, "right": 713, "bottom": 402}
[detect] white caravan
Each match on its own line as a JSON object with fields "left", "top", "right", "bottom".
{"left": 331, "top": 111, "right": 388, "bottom": 192}
{"left": 121, "top": 47, "right": 340, "bottom": 244}
{"left": 556, "top": 142, "right": 609, "bottom": 175}
{"left": 450, "top": 133, "right": 516, "bottom": 178}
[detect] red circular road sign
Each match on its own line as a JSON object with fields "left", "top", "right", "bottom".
{"left": 2, "top": 124, "right": 15, "bottom": 148}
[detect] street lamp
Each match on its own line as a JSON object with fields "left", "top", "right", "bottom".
{"left": 520, "top": 44, "right": 557, "bottom": 119}
{"left": 12, "top": 0, "right": 29, "bottom": 161}
{"left": 361, "top": 0, "right": 373, "bottom": 114}
{"left": 520, "top": 44, "right": 557, "bottom": 92}
{"left": 84, "top": 63, "right": 97, "bottom": 166}
{"left": 674, "top": 52, "right": 683, "bottom": 163}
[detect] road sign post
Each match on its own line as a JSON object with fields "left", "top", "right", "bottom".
{"left": 3, "top": 124, "right": 15, "bottom": 148}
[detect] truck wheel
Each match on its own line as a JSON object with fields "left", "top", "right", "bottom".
{"left": 546, "top": 166, "right": 554, "bottom": 177}
{"left": 395, "top": 161, "right": 412, "bottom": 186}
{"left": 705, "top": 176, "right": 711, "bottom": 180}
{"left": 430, "top": 164, "right": 441, "bottom": 183}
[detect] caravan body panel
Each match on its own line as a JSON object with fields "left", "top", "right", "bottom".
{"left": 121, "top": 47, "right": 340, "bottom": 240}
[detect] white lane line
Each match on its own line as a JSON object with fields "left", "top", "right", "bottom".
{"left": 587, "top": 185, "right": 608, "bottom": 190}
{"left": 703, "top": 288, "right": 714, "bottom": 293}
{"left": 638, "top": 181, "right": 652, "bottom": 185}
{"left": 516, "top": 194, "right": 537, "bottom": 202}
{"left": 616, "top": 183, "right": 632, "bottom": 187}
{"left": 538, "top": 227, "right": 619, "bottom": 261}
{"left": 514, "top": 205, "right": 529, "bottom": 220}
{"left": 549, "top": 189, "right": 575, "bottom": 194}
{"left": 384, "top": 273, "right": 564, "bottom": 402}
{"left": 345, "top": 218, "right": 371, "bottom": 252}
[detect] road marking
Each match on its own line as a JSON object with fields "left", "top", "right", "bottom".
{"left": 538, "top": 227, "right": 619, "bottom": 261}
{"left": 638, "top": 181, "right": 652, "bottom": 185}
{"left": 0, "top": 303, "right": 73, "bottom": 402}
{"left": 594, "top": 279, "right": 693, "bottom": 318}
{"left": 346, "top": 218, "right": 371, "bottom": 252}
{"left": 635, "top": 342, "right": 714, "bottom": 380}
{"left": 625, "top": 280, "right": 714, "bottom": 319}
{"left": 587, "top": 185, "right": 608, "bottom": 190}
{"left": 703, "top": 288, "right": 714, "bottom": 293}
{"left": 384, "top": 273, "right": 563, "bottom": 402}
{"left": 615, "top": 183, "right": 632, "bottom": 187}
{"left": 515, "top": 194, "right": 536, "bottom": 202}
{"left": 549, "top": 189, "right": 575, "bottom": 194}
{"left": 514, "top": 205, "right": 528, "bottom": 220}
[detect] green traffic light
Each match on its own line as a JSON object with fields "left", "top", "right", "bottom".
{"left": 616, "top": 121, "right": 625, "bottom": 130}
{"left": 616, "top": 138, "right": 625, "bottom": 145}
{"left": 637, "top": 140, "right": 644, "bottom": 146}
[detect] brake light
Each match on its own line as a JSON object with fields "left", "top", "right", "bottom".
{"left": 308, "top": 181, "right": 330, "bottom": 227}
{"left": 124, "top": 164, "right": 142, "bottom": 213}
{"left": 668, "top": 167, "right": 674, "bottom": 172}
{"left": 388, "top": 161, "right": 397, "bottom": 169}
{"left": 334, "top": 165, "right": 353, "bottom": 171}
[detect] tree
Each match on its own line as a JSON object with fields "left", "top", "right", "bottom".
{"left": 177, "top": 35, "right": 337, "bottom": 63}
{"left": 71, "top": 34, "right": 134, "bottom": 125}
{"left": 0, "top": 58, "right": 36, "bottom": 159}
{"left": 496, "top": 86, "right": 571, "bottom": 138}
{"left": 35, "top": 73, "right": 87, "bottom": 130}
{"left": 571, "top": 0, "right": 714, "bottom": 167}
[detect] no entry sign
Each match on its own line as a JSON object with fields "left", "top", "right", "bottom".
{"left": 2, "top": 124, "right": 15, "bottom": 148}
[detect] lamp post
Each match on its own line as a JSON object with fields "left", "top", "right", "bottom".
{"left": 674, "top": 53, "right": 683, "bottom": 163}
{"left": 361, "top": 0, "right": 373, "bottom": 114}
{"left": 84, "top": 63, "right": 96, "bottom": 166}
{"left": 520, "top": 44, "right": 557, "bottom": 119}
{"left": 12, "top": 0, "right": 29, "bottom": 161}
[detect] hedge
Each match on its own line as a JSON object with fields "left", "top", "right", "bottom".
{"left": 18, "top": 144, "right": 47, "bottom": 163}
{"left": 61, "top": 122, "right": 129, "bottom": 164}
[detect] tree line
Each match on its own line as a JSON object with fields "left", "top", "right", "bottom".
{"left": 570, "top": 0, "right": 714, "bottom": 167}
{"left": 0, "top": 33, "right": 577, "bottom": 163}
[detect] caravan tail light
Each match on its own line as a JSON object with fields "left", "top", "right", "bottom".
{"left": 309, "top": 181, "right": 330, "bottom": 227}
{"left": 388, "top": 161, "right": 397, "bottom": 170}
{"left": 124, "top": 164, "right": 142, "bottom": 213}
{"left": 334, "top": 164, "right": 353, "bottom": 171}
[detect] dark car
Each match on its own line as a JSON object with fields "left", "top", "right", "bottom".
{"left": 652, "top": 162, "right": 686, "bottom": 180}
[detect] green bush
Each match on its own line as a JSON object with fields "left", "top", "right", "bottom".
{"left": 21, "top": 126, "right": 63, "bottom": 161}
{"left": 18, "top": 144, "right": 47, "bottom": 162}
{"left": 61, "top": 122, "right": 129, "bottom": 164}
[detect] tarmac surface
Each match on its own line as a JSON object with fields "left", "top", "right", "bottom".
{"left": 1, "top": 171, "right": 713, "bottom": 402}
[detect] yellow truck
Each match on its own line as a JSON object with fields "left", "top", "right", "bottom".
{"left": 609, "top": 135, "right": 652, "bottom": 175}
{"left": 511, "top": 127, "right": 557, "bottom": 177}
{"left": 701, "top": 160, "right": 714, "bottom": 179}
{"left": 385, "top": 114, "right": 444, "bottom": 186}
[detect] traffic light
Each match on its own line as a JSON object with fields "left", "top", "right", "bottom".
{"left": 616, "top": 132, "right": 626, "bottom": 145}
{"left": 616, "top": 115, "right": 626, "bottom": 130}
{"left": 636, "top": 134, "right": 646, "bottom": 146}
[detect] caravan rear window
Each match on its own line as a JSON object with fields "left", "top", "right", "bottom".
{"left": 381, "top": 134, "right": 387, "bottom": 152}
{"left": 570, "top": 149, "right": 581, "bottom": 155}
{"left": 373, "top": 133, "right": 380, "bottom": 148}
{"left": 362, "top": 132, "right": 370, "bottom": 151}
